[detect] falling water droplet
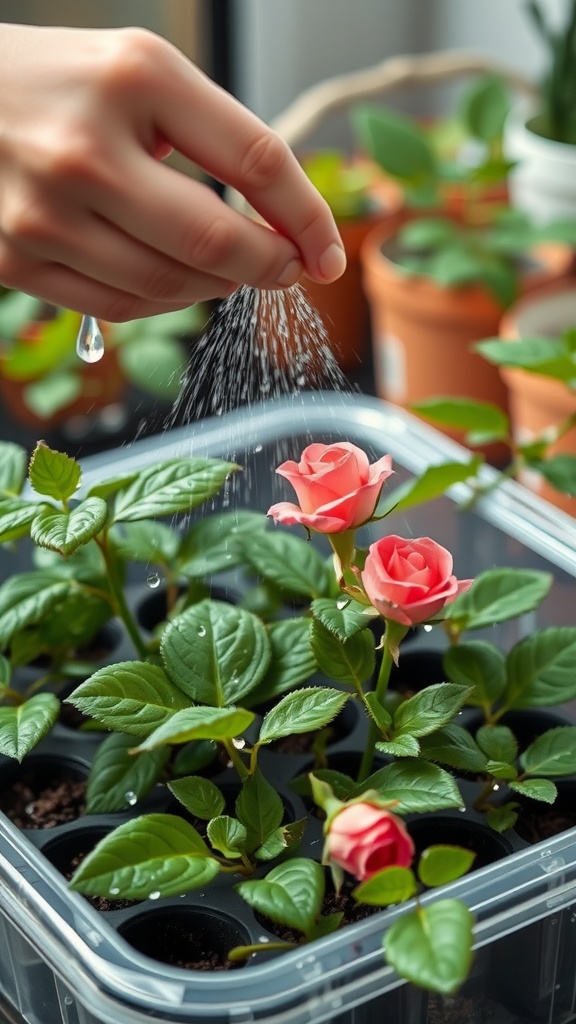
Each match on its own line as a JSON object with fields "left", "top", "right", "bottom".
{"left": 146, "top": 572, "right": 161, "bottom": 589}
{"left": 148, "top": 890, "right": 161, "bottom": 901}
{"left": 124, "top": 791, "right": 137, "bottom": 806}
{"left": 76, "top": 315, "right": 105, "bottom": 363}
{"left": 197, "top": 625, "right": 207, "bottom": 637}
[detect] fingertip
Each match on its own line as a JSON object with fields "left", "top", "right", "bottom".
{"left": 317, "top": 242, "right": 347, "bottom": 283}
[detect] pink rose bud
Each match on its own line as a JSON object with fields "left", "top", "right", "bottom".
{"left": 326, "top": 802, "right": 414, "bottom": 881}
{"left": 361, "top": 535, "right": 473, "bottom": 627}
{"left": 267, "top": 442, "right": 393, "bottom": 534}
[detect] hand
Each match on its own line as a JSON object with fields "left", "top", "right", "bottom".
{"left": 0, "top": 24, "right": 346, "bottom": 320}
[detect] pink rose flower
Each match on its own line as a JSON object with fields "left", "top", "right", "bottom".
{"left": 361, "top": 535, "right": 472, "bottom": 627}
{"left": 326, "top": 802, "right": 414, "bottom": 881}
{"left": 267, "top": 443, "right": 393, "bottom": 533}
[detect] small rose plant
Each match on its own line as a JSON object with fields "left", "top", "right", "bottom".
{"left": 1, "top": 438, "right": 576, "bottom": 996}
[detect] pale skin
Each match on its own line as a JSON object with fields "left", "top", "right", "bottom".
{"left": 0, "top": 23, "right": 346, "bottom": 321}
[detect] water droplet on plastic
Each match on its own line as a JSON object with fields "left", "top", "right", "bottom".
{"left": 64, "top": 995, "right": 74, "bottom": 1006}
{"left": 76, "top": 315, "right": 105, "bottom": 363}
{"left": 232, "top": 737, "right": 246, "bottom": 749}
{"left": 197, "top": 625, "right": 207, "bottom": 637}
{"left": 146, "top": 572, "right": 161, "bottom": 589}
{"left": 148, "top": 890, "right": 161, "bottom": 901}
{"left": 253, "top": 444, "right": 263, "bottom": 453}
{"left": 124, "top": 791, "right": 137, "bottom": 806}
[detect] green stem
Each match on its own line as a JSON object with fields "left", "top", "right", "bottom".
{"left": 96, "top": 534, "right": 147, "bottom": 658}
{"left": 356, "top": 637, "right": 395, "bottom": 784}
{"left": 223, "top": 738, "right": 250, "bottom": 781}
{"left": 228, "top": 940, "right": 297, "bottom": 963}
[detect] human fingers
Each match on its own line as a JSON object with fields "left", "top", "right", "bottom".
{"left": 149, "top": 59, "right": 346, "bottom": 283}
{"left": 1, "top": 252, "right": 225, "bottom": 322}
{"left": 7, "top": 204, "right": 237, "bottom": 307}
{"left": 96, "top": 161, "right": 305, "bottom": 291}
{"left": 84, "top": 31, "right": 345, "bottom": 284}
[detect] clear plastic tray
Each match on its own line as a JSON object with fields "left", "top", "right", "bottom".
{"left": 2, "top": 392, "right": 576, "bottom": 1024}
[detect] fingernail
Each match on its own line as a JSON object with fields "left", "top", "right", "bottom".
{"left": 275, "top": 258, "right": 303, "bottom": 288}
{"left": 319, "top": 242, "right": 347, "bottom": 281}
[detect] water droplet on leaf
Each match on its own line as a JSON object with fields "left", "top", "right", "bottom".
{"left": 197, "top": 625, "right": 207, "bottom": 637}
{"left": 148, "top": 890, "right": 161, "bottom": 901}
{"left": 146, "top": 572, "right": 161, "bottom": 589}
{"left": 124, "top": 791, "right": 137, "bottom": 806}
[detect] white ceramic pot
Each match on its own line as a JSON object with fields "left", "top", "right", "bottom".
{"left": 504, "top": 101, "right": 576, "bottom": 224}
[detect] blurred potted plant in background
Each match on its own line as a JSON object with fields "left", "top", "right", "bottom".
{"left": 353, "top": 74, "right": 576, "bottom": 458}
{"left": 505, "top": 0, "right": 576, "bottom": 223}
{"left": 0, "top": 289, "right": 207, "bottom": 440}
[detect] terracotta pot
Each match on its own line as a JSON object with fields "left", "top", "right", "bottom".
{"left": 360, "top": 223, "right": 573, "bottom": 462}
{"left": 499, "top": 281, "right": 576, "bottom": 515}
{"left": 302, "top": 178, "right": 404, "bottom": 373}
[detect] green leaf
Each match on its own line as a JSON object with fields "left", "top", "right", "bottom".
{"left": 255, "top": 818, "right": 307, "bottom": 861}
{"left": 178, "top": 510, "right": 267, "bottom": 577}
{"left": 365, "top": 691, "right": 393, "bottom": 731}
{"left": 70, "top": 814, "right": 219, "bottom": 899}
{"left": 520, "top": 726, "right": 576, "bottom": 776}
{"left": 484, "top": 759, "right": 517, "bottom": 781}
{"left": 380, "top": 458, "right": 482, "bottom": 515}
{"left": 311, "top": 619, "right": 375, "bottom": 686}
{"left": 236, "top": 859, "right": 325, "bottom": 937}
{"left": 443, "top": 641, "right": 507, "bottom": 708}
{"left": 111, "top": 520, "right": 179, "bottom": 563}
{"left": 28, "top": 442, "right": 81, "bottom": 502}
{"left": 168, "top": 775, "right": 225, "bottom": 820}
{"left": 445, "top": 568, "right": 552, "bottom": 631}
{"left": 259, "top": 688, "right": 349, "bottom": 745}
{"left": 160, "top": 599, "right": 271, "bottom": 706}
{"left": 172, "top": 740, "right": 217, "bottom": 775}
{"left": 117, "top": 334, "right": 185, "bottom": 398}
{"left": 393, "top": 684, "right": 474, "bottom": 739}
{"left": 410, "top": 397, "right": 509, "bottom": 443}
{"left": 509, "top": 778, "right": 557, "bottom": 803}
{"left": 354, "top": 866, "right": 417, "bottom": 906}
{"left": 486, "top": 802, "right": 518, "bottom": 832}
{"left": 311, "top": 598, "right": 371, "bottom": 640}
{"left": 459, "top": 74, "right": 510, "bottom": 142}
{"left": 418, "top": 846, "right": 475, "bottom": 888}
{"left": 376, "top": 735, "right": 421, "bottom": 757}
{"left": 355, "top": 760, "right": 463, "bottom": 813}
{"left": 134, "top": 705, "right": 255, "bottom": 750}
{"left": 290, "top": 768, "right": 355, "bottom": 801}
{"left": 475, "top": 724, "right": 518, "bottom": 764}
{"left": 86, "top": 471, "right": 139, "bottom": 501}
{"left": 207, "top": 816, "right": 248, "bottom": 858}
{"left": 244, "top": 531, "right": 330, "bottom": 598}
{"left": 505, "top": 628, "right": 576, "bottom": 707}
{"left": 0, "top": 441, "right": 27, "bottom": 496}
{"left": 352, "top": 105, "right": 436, "bottom": 184}
{"left": 112, "top": 458, "right": 238, "bottom": 522}
{"left": 24, "top": 372, "right": 82, "bottom": 419}
{"left": 384, "top": 899, "right": 474, "bottom": 995}
{"left": 85, "top": 733, "right": 170, "bottom": 813}
{"left": 66, "top": 661, "right": 190, "bottom": 735}
{"left": 235, "top": 769, "right": 284, "bottom": 851}
{"left": 30, "top": 497, "right": 108, "bottom": 555}
{"left": 0, "top": 573, "right": 69, "bottom": 651}
{"left": 0, "top": 654, "right": 10, "bottom": 689}
{"left": 0, "top": 693, "right": 60, "bottom": 761}
{"left": 419, "top": 725, "right": 487, "bottom": 774}
{"left": 248, "top": 618, "right": 316, "bottom": 705}
{"left": 533, "top": 455, "right": 576, "bottom": 496}
{"left": 0, "top": 499, "right": 41, "bottom": 543}
{"left": 399, "top": 217, "right": 457, "bottom": 250}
